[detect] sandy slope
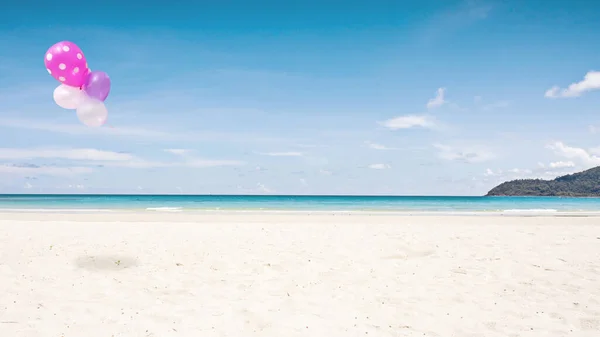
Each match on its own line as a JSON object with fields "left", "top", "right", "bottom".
{"left": 0, "top": 213, "right": 599, "bottom": 336}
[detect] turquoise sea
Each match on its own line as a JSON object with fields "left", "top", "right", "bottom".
{"left": 0, "top": 194, "right": 600, "bottom": 213}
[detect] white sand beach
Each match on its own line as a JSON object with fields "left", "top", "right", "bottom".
{"left": 1, "top": 212, "right": 600, "bottom": 337}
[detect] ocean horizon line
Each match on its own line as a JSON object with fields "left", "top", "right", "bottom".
{"left": 1, "top": 193, "right": 600, "bottom": 199}
{"left": 0, "top": 193, "right": 489, "bottom": 197}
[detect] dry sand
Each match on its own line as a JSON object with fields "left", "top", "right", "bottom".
{"left": 1, "top": 212, "right": 599, "bottom": 337}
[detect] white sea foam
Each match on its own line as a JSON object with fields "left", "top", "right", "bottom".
{"left": 145, "top": 207, "right": 183, "bottom": 212}
{"left": 1, "top": 207, "right": 600, "bottom": 217}
{"left": 502, "top": 209, "right": 558, "bottom": 213}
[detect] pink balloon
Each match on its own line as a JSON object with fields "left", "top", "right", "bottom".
{"left": 44, "top": 41, "right": 90, "bottom": 88}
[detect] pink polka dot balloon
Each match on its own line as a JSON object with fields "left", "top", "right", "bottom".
{"left": 44, "top": 41, "right": 90, "bottom": 88}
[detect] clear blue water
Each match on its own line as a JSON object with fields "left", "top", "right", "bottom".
{"left": 0, "top": 194, "right": 600, "bottom": 213}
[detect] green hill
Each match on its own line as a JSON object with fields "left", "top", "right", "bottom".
{"left": 485, "top": 166, "right": 600, "bottom": 197}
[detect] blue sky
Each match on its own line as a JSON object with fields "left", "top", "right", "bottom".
{"left": 1, "top": 0, "right": 600, "bottom": 195}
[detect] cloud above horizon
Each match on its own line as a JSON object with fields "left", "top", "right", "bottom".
{"left": 545, "top": 71, "right": 600, "bottom": 98}
{"left": 380, "top": 115, "right": 438, "bottom": 130}
{"left": 0, "top": 147, "right": 245, "bottom": 176}
{"left": 0, "top": 148, "right": 132, "bottom": 161}
{"left": 546, "top": 141, "right": 600, "bottom": 168}
{"left": 426, "top": 87, "right": 446, "bottom": 109}
{"left": 434, "top": 144, "right": 495, "bottom": 163}
{"left": 368, "top": 163, "right": 391, "bottom": 169}
{"left": 0, "top": 164, "right": 93, "bottom": 176}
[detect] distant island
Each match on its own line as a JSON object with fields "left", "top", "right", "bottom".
{"left": 486, "top": 166, "right": 600, "bottom": 197}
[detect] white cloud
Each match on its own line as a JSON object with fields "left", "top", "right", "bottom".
{"left": 0, "top": 118, "right": 169, "bottom": 138}
{"left": 589, "top": 146, "right": 600, "bottom": 156}
{"left": 256, "top": 151, "right": 303, "bottom": 157}
{"left": 0, "top": 118, "right": 293, "bottom": 144}
{"left": 482, "top": 165, "right": 578, "bottom": 182}
{"left": 484, "top": 168, "right": 496, "bottom": 176}
{"left": 364, "top": 141, "right": 395, "bottom": 150}
{"left": 537, "top": 161, "right": 577, "bottom": 169}
{"left": 96, "top": 158, "right": 244, "bottom": 169}
{"left": 0, "top": 148, "right": 132, "bottom": 161}
{"left": 589, "top": 125, "right": 598, "bottom": 134}
{"left": 484, "top": 168, "right": 533, "bottom": 177}
{"left": 164, "top": 149, "right": 191, "bottom": 155}
{"left": 24, "top": 182, "right": 33, "bottom": 189}
{"left": 0, "top": 147, "right": 244, "bottom": 170}
{"left": 380, "top": 115, "right": 437, "bottom": 130}
{"left": 0, "top": 164, "right": 93, "bottom": 176}
{"left": 548, "top": 161, "right": 575, "bottom": 169}
{"left": 484, "top": 146, "right": 585, "bottom": 183}
{"left": 256, "top": 183, "right": 274, "bottom": 193}
{"left": 426, "top": 87, "right": 446, "bottom": 109}
{"left": 545, "top": 71, "right": 600, "bottom": 98}
{"left": 368, "top": 163, "right": 391, "bottom": 170}
{"left": 546, "top": 141, "right": 600, "bottom": 168}
{"left": 506, "top": 168, "right": 533, "bottom": 175}
{"left": 236, "top": 182, "right": 275, "bottom": 194}
{"left": 319, "top": 169, "right": 332, "bottom": 175}
{"left": 433, "top": 144, "right": 495, "bottom": 163}
{"left": 185, "top": 159, "right": 244, "bottom": 168}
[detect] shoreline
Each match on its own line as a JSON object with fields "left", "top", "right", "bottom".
{"left": 1, "top": 210, "right": 600, "bottom": 223}
{"left": 0, "top": 208, "right": 600, "bottom": 218}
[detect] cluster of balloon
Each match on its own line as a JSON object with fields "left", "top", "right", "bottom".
{"left": 44, "top": 41, "right": 111, "bottom": 127}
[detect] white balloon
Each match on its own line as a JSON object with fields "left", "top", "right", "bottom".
{"left": 76, "top": 96, "right": 108, "bottom": 127}
{"left": 53, "top": 84, "right": 84, "bottom": 110}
